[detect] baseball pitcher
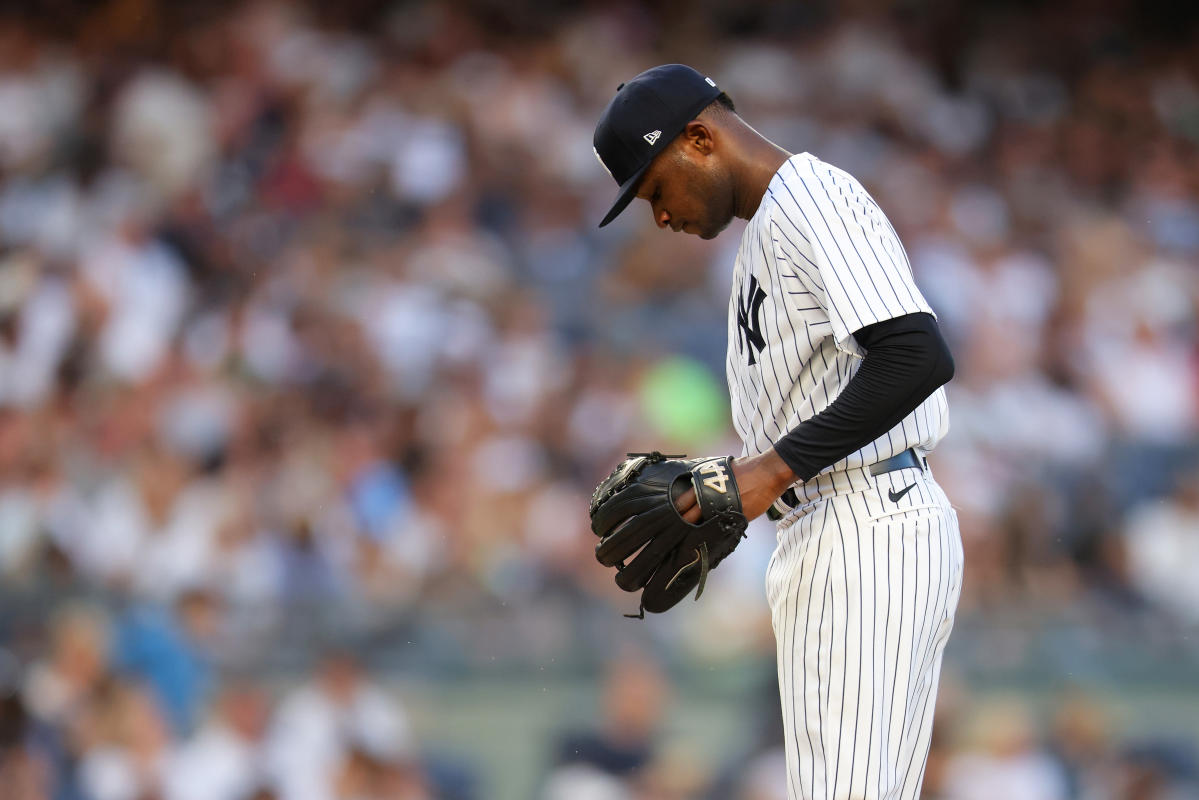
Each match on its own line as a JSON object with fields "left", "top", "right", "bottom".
{"left": 588, "top": 65, "right": 964, "bottom": 800}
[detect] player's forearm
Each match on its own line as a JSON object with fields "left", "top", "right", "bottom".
{"left": 770, "top": 312, "right": 954, "bottom": 482}
{"left": 725, "top": 448, "right": 797, "bottom": 521}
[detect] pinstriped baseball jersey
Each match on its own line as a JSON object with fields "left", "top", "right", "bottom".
{"left": 726, "top": 152, "right": 962, "bottom": 800}
{"left": 726, "top": 152, "right": 948, "bottom": 467}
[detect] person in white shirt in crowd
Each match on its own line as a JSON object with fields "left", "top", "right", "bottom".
{"left": 266, "top": 651, "right": 413, "bottom": 800}
{"left": 162, "top": 682, "right": 271, "bottom": 800}
{"left": 1123, "top": 467, "right": 1199, "bottom": 626}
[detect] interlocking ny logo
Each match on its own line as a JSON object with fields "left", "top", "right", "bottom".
{"left": 737, "top": 276, "right": 767, "bottom": 365}
{"left": 643, "top": 130, "right": 661, "bottom": 145}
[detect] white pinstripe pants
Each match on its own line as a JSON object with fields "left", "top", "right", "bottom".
{"left": 765, "top": 462, "right": 964, "bottom": 800}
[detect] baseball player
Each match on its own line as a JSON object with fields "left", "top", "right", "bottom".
{"left": 590, "top": 65, "right": 964, "bottom": 800}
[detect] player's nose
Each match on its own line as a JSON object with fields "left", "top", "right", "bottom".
{"left": 654, "top": 206, "right": 671, "bottom": 229}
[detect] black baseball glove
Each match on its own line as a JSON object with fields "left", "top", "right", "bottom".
{"left": 589, "top": 452, "right": 749, "bottom": 618}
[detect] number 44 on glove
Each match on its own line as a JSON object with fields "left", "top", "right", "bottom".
{"left": 589, "top": 452, "right": 749, "bottom": 618}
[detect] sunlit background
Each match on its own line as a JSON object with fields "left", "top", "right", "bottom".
{"left": 0, "top": 1, "right": 1197, "bottom": 799}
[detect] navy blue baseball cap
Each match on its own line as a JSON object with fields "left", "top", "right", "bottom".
{"left": 593, "top": 64, "right": 723, "bottom": 227}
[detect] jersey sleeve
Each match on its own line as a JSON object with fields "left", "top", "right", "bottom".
{"left": 768, "top": 157, "right": 934, "bottom": 353}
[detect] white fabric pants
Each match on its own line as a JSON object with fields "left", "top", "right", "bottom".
{"left": 765, "top": 461, "right": 964, "bottom": 800}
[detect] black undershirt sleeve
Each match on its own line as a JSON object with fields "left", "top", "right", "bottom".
{"left": 771, "top": 312, "right": 954, "bottom": 482}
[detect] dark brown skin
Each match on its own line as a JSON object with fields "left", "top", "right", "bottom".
{"left": 633, "top": 106, "right": 798, "bottom": 522}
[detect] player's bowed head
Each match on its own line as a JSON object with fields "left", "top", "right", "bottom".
{"left": 593, "top": 65, "right": 790, "bottom": 241}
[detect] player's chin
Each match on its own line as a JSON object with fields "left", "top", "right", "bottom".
{"left": 695, "top": 218, "right": 731, "bottom": 240}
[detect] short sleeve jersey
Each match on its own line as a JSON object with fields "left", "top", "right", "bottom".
{"left": 726, "top": 153, "right": 949, "bottom": 471}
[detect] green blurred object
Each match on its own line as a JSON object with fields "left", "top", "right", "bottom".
{"left": 639, "top": 357, "right": 728, "bottom": 444}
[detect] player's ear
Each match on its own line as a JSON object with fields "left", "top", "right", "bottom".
{"left": 681, "top": 120, "right": 715, "bottom": 156}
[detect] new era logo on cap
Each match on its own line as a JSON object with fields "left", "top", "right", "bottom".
{"left": 643, "top": 130, "right": 661, "bottom": 145}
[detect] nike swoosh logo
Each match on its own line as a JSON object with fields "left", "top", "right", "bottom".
{"left": 888, "top": 483, "right": 917, "bottom": 503}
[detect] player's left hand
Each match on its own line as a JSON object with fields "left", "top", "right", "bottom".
{"left": 674, "top": 449, "right": 797, "bottom": 523}
{"left": 590, "top": 452, "right": 752, "bottom": 617}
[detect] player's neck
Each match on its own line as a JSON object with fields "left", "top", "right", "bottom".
{"left": 730, "top": 126, "right": 791, "bottom": 221}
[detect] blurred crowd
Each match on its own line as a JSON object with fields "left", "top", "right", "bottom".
{"left": 0, "top": 0, "right": 1197, "bottom": 797}
{"left": 2, "top": 604, "right": 1197, "bottom": 800}
{"left": 1, "top": 602, "right": 431, "bottom": 800}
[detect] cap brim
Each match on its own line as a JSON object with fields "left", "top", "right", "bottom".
{"left": 598, "top": 161, "right": 651, "bottom": 228}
